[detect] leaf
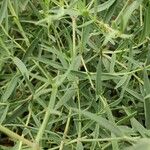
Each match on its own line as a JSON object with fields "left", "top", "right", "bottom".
{"left": 115, "top": 75, "right": 128, "bottom": 89}
{"left": 55, "top": 87, "right": 76, "bottom": 109}
{"left": 77, "top": 20, "right": 94, "bottom": 28}
{"left": 23, "top": 28, "right": 44, "bottom": 62}
{"left": 42, "top": 45, "right": 68, "bottom": 68}
{"left": 36, "top": 86, "right": 58, "bottom": 142}
{"left": 0, "top": 37, "right": 11, "bottom": 55}
{"left": 123, "top": 55, "right": 143, "bottom": 69}
{"left": 8, "top": 0, "right": 30, "bottom": 46}
{"left": 33, "top": 57, "right": 63, "bottom": 70}
{"left": 76, "top": 141, "right": 83, "bottom": 150}
{"left": 19, "top": 0, "right": 30, "bottom": 11}
{"left": 4, "top": 100, "right": 30, "bottom": 124}
{"left": 104, "top": 0, "right": 119, "bottom": 23}
{"left": 140, "top": 2, "right": 150, "bottom": 41}
{"left": 90, "top": 124, "right": 99, "bottom": 150}
{"left": 126, "top": 88, "right": 143, "bottom": 102}
{"left": 90, "top": 0, "right": 116, "bottom": 13}
{"left": 0, "top": 0, "right": 8, "bottom": 24}
{"left": 72, "top": 108, "right": 123, "bottom": 137}
{"left": 120, "top": 0, "right": 143, "bottom": 31}
{"left": 96, "top": 58, "right": 102, "bottom": 95}
{"left": 2, "top": 75, "right": 19, "bottom": 102}
{"left": 110, "top": 75, "right": 131, "bottom": 107}
{"left": 110, "top": 53, "right": 116, "bottom": 73}
{"left": 80, "top": 25, "right": 91, "bottom": 53}
{"left": 143, "top": 69, "right": 150, "bottom": 129}
{"left": 123, "top": 106, "right": 150, "bottom": 137}
{"left": 125, "top": 139, "right": 150, "bottom": 150}
{"left": 0, "top": 105, "right": 9, "bottom": 124}
{"left": 24, "top": 75, "right": 35, "bottom": 94}
{"left": 13, "top": 57, "right": 29, "bottom": 79}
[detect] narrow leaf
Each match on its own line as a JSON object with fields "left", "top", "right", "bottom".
{"left": 55, "top": 87, "right": 76, "bottom": 109}
{"left": 2, "top": 75, "right": 19, "bottom": 102}
{"left": 96, "top": 58, "right": 102, "bottom": 95}
{"left": 115, "top": 75, "right": 128, "bottom": 89}
{"left": 13, "top": 57, "right": 29, "bottom": 79}
{"left": 121, "top": 0, "right": 143, "bottom": 31}
{"left": 140, "top": 2, "right": 150, "bottom": 41}
{"left": 90, "top": 0, "right": 115, "bottom": 13}
{"left": 0, "top": 0, "right": 8, "bottom": 24}
{"left": 143, "top": 69, "right": 150, "bottom": 129}
{"left": 72, "top": 108, "right": 123, "bottom": 137}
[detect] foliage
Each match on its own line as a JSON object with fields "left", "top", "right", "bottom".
{"left": 0, "top": 0, "right": 150, "bottom": 149}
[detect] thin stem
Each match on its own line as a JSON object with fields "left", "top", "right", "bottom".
{"left": 18, "top": 105, "right": 32, "bottom": 150}
{"left": 72, "top": 16, "right": 76, "bottom": 59}
{"left": 0, "top": 124, "right": 38, "bottom": 149}
{"left": 114, "top": 0, "right": 130, "bottom": 23}
{"left": 140, "top": 5, "right": 143, "bottom": 26}
{"left": 59, "top": 109, "right": 71, "bottom": 150}
{"left": 36, "top": 85, "right": 57, "bottom": 143}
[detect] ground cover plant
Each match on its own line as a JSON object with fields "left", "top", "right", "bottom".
{"left": 0, "top": 0, "right": 150, "bottom": 149}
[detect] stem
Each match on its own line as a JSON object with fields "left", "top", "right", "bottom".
{"left": 72, "top": 16, "right": 76, "bottom": 59}
{"left": 35, "top": 85, "right": 57, "bottom": 143}
{"left": 0, "top": 124, "right": 38, "bottom": 149}
{"left": 18, "top": 105, "right": 32, "bottom": 150}
{"left": 59, "top": 109, "right": 71, "bottom": 150}
{"left": 114, "top": 0, "right": 130, "bottom": 23}
{"left": 140, "top": 5, "right": 143, "bottom": 26}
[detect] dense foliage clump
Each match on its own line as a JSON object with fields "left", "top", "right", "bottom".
{"left": 0, "top": 0, "right": 150, "bottom": 149}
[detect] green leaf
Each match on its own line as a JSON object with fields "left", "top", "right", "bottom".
{"left": 76, "top": 141, "right": 83, "bottom": 150}
{"left": 115, "top": 75, "right": 128, "bottom": 89}
{"left": 42, "top": 45, "right": 68, "bottom": 68}
{"left": 123, "top": 106, "right": 148, "bottom": 137}
{"left": 23, "top": 28, "right": 44, "bottom": 62}
{"left": 126, "top": 88, "right": 143, "bottom": 102}
{"left": 2, "top": 75, "right": 19, "bottom": 102}
{"left": 13, "top": 57, "right": 29, "bottom": 79}
{"left": 143, "top": 68, "right": 150, "bottom": 129}
{"left": 33, "top": 57, "right": 63, "bottom": 70}
{"left": 90, "top": 0, "right": 115, "bottom": 13}
{"left": 4, "top": 100, "right": 30, "bottom": 124}
{"left": 110, "top": 53, "right": 116, "bottom": 73}
{"left": 0, "top": 105, "right": 9, "bottom": 124}
{"left": 90, "top": 124, "right": 99, "bottom": 150}
{"left": 72, "top": 108, "right": 123, "bottom": 137}
{"left": 140, "top": 2, "right": 150, "bottom": 41}
{"left": 80, "top": 25, "right": 91, "bottom": 54}
{"left": 104, "top": 0, "right": 119, "bottom": 23}
{"left": 96, "top": 58, "right": 102, "bottom": 95}
{"left": 126, "top": 139, "right": 150, "bottom": 150}
{"left": 77, "top": 20, "right": 94, "bottom": 28}
{"left": 55, "top": 87, "right": 76, "bottom": 109}
{"left": 0, "top": 0, "right": 8, "bottom": 24}
{"left": 120, "top": 0, "right": 143, "bottom": 31}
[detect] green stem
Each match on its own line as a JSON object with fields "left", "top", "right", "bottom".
{"left": 35, "top": 85, "right": 57, "bottom": 143}
{"left": 0, "top": 124, "right": 38, "bottom": 149}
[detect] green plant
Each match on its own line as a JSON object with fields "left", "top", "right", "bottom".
{"left": 0, "top": 0, "right": 150, "bottom": 149}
